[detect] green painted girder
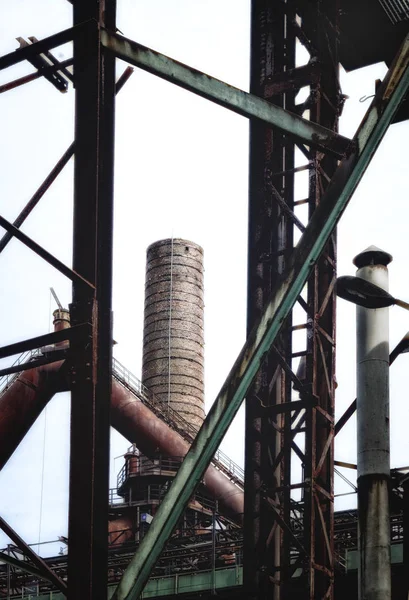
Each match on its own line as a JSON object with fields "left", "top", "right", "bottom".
{"left": 112, "top": 33, "right": 409, "bottom": 600}
{"left": 100, "top": 30, "right": 351, "bottom": 158}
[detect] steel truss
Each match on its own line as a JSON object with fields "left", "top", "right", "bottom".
{"left": 245, "top": 2, "right": 340, "bottom": 598}
{"left": 1, "top": 1, "right": 409, "bottom": 599}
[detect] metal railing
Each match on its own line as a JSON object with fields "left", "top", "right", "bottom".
{"left": 112, "top": 357, "right": 244, "bottom": 488}
{"left": 0, "top": 348, "right": 41, "bottom": 395}
{"left": 117, "top": 454, "right": 183, "bottom": 489}
{"left": 109, "top": 481, "right": 218, "bottom": 514}
{"left": 0, "top": 350, "right": 244, "bottom": 488}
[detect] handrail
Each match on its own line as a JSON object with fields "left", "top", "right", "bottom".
{"left": 0, "top": 350, "right": 244, "bottom": 488}
{"left": 0, "top": 348, "right": 41, "bottom": 395}
{"left": 112, "top": 357, "right": 244, "bottom": 488}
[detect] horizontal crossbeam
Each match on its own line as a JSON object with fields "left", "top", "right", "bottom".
{"left": 111, "top": 32, "right": 409, "bottom": 600}
{"left": 0, "top": 22, "right": 89, "bottom": 71}
{"left": 0, "top": 516, "right": 67, "bottom": 594}
{"left": 100, "top": 30, "right": 351, "bottom": 158}
{"left": 0, "top": 214, "right": 94, "bottom": 289}
{"left": 0, "top": 324, "right": 89, "bottom": 360}
{"left": 0, "top": 352, "right": 67, "bottom": 377}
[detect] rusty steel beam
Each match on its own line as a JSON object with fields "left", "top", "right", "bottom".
{"left": 0, "top": 23, "right": 87, "bottom": 71}
{"left": 0, "top": 214, "right": 94, "bottom": 289}
{"left": 0, "top": 325, "right": 89, "bottom": 360}
{"left": 100, "top": 29, "right": 351, "bottom": 158}
{"left": 244, "top": 3, "right": 296, "bottom": 596}
{"left": 301, "top": 5, "right": 340, "bottom": 596}
{"left": 0, "top": 66, "right": 133, "bottom": 256}
{"left": 0, "top": 552, "right": 45, "bottom": 580}
{"left": 0, "top": 516, "right": 67, "bottom": 594}
{"left": 0, "top": 58, "right": 73, "bottom": 94}
{"left": 0, "top": 353, "right": 66, "bottom": 377}
{"left": 67, "top": 1, "right": 116, "bottom": 597}
{"left": 110, "top": 30, "right": 409, "bottom": 600}
{"left": 0, "top": 146, "right": 74, "bottom": 253}
{"left": 16, "top": 37, "right": 69, "bottom": 92}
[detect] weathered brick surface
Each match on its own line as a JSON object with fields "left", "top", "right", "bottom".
{"left": 142, "top": 239, "right": 205, "bottom": 429}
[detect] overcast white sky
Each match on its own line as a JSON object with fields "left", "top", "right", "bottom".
{"left": 1, "top": 0, "right": 409, "bottom": 557}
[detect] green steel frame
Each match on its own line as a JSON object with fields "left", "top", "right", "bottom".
{"left": 110, "top": 33, "right": 409, "bottom": 600}
{"left": 1, "top": 3, "right": 409, "bottom": 599}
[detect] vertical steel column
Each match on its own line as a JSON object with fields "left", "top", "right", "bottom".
{"left": 355, "top": 247, "right": 392, "bottom": 600}
{"left": 245, "top": 1, "right": 295, "bottom": 598}
{"left": 67, "top": 1, "right": 116, "bottom": 598}
{"left": 245, "top": 2, "right": 339, "bottom": 598}
{"left": 403, "top": 477, "right": 409, "bottom": 599}
{"left": 303, "top": 4, "right": 340, "bottom": 598}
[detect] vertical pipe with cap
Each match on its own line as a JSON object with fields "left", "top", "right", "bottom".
{"left": 142, "top": 239, "right": 205, "bottom": 429}
{"left": 53, "top": 309, "right": 71, "bottom": 346}
{"left": 354, "top": 246, "right": 392, "bottom": 600}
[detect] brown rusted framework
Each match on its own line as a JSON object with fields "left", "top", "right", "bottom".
{"left": 3, "top": 1, "right": 406, "bottom": 599}
{"left": 0, "top": 2, "right": 118, "bottom": 599}
{"left": 245, "top": 2, "right": 339, "bottom": 598}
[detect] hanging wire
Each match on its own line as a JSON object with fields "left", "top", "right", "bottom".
{"left": 167, "top": 235, "right": 174, "bottom": 411}
{"left": 37, "top": 290, "right": 52, "bottom": 553}
{"left": 37, "top": 407, "right": 47, "bottom": 554}
{"left": 359, "top": 94, "right": 375, "bottom": 103}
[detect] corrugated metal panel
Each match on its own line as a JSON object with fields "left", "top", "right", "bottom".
{"left": 378, "top": 0, "right": 409, "bottom": 24}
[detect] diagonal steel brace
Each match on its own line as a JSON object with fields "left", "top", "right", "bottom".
{"left": 111, "top": 33, "right": 409, "bottom": 600}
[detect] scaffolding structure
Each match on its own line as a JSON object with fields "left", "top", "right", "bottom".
{"left": 1, "top": 1, "right": 409, "bottom": 600}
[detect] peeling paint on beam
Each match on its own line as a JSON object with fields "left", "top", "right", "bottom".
{"left": 112, "top": 33, "right": 409, "bottom": 600}
{"left": 100, "top": 30, "right": 351, "bottom": 158}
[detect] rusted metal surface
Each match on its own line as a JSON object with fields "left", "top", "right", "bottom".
{"left": 0, "top": 324, "right": 88, "bottom": 360}
{"left": 244, "top": 2, "right": 339, "bottom": 597}
{"left": 0, "top": 354, "right": 66, "bottom": 378}
{"left": 0, "top": 356, "right": 244, "bottom": 520}
{"left": 0, "top": 67, "right": 133, "bottom": 256}
{"left": 67, "top": 0, "right": 116, "bottom": 597}
{"left": 0, "top": 214, "right": 94, "bottom": 289}
{"left": 244, "top": 2, "right": 296, "bottom": 596}
{"left": 0, "top": 145, "right": 74, "bottom": 254}
{"left": 0, "top": 357, "right": 244, "bottom": 525}
{"left": 0, "top": 23, "right": 86, "bottom": 71}
{"left": 142, "top": 239, "right": 205, "bottom": 428}
{"left": 111, "top": 378, "right": 244, "bottom": 519}
{"left": 358, "top": 476, "right": 391, "bottom": 599}
{"left": 0, "top": 360, "right": 63, "bottom": 470}
{"left": 16, "top": 37, "right": 69, "bottom": 92}
{"left": 109, "top": 22, "right": 409, "bottom": 600}
{"left": 100, "top": 29, "right": 352, "bottom": 158}
{"left": 302, "top": 4, "right": 340, "bottom": 597}
{"left": 0, "top": 58, "right": 73, "bottom": 94}
{"left": 28, "top": 36, "right": 74, "bottom": 83}
{"left": 0, "top": 516, "right": 67, "bottom": 594}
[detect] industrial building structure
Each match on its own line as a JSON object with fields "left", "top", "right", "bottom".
{"left": 1, "top": 1, "right": 409, "bottom": 599}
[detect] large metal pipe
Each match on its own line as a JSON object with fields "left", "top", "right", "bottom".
{"left": 0, "top": 371, "right": 243, "bottom": 516}
{"left": 110, "top": 378, "right": 244, "bottom": 519}
{"left": 355, "top": 246, "right": 392, "bottom": 600}
{"left": 0, "top": 357, "right": 243, "bottom": 522}
{"left": 0, "top": 360, "right": 64, "bottom": 470}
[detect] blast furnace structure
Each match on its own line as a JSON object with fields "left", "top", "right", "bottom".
{"left": 1, "top": 1, "right": 409, "bottom": 600}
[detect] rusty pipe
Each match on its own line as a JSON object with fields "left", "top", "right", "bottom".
{"left": 110, "top": 378, "right": 244, "bottom": 519}
{"left": 0, "top": 366, "right": 243, "bottom": 521}
{"left": 0, "top": 360, "right": 64, "bottom": 470}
